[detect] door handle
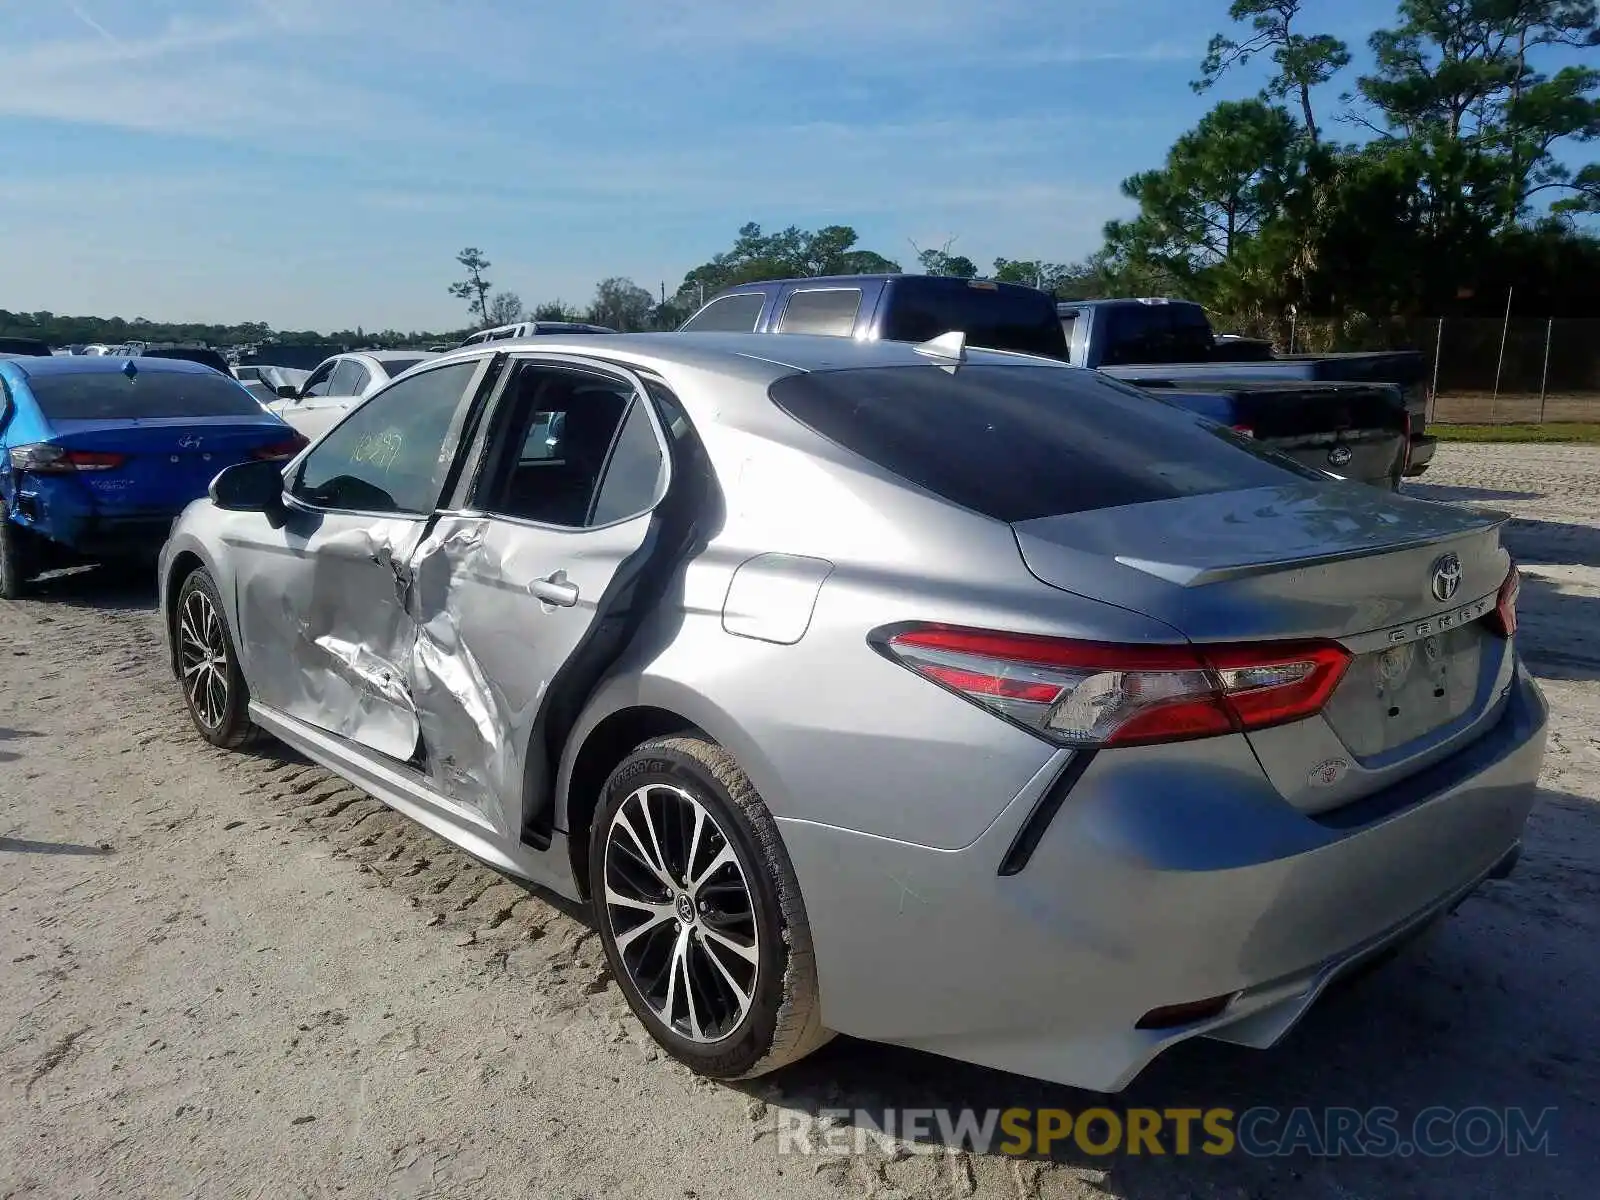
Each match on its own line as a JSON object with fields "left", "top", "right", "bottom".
{"left": 531, "top": 570, "right": 579, "bottom": 607}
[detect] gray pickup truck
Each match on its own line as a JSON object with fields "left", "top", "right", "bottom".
{"left": 678, "top": 276, "right": 1415, "bottom": 487}
{"left": 1057, "top": 297, "right": 1435, "bottom": 476}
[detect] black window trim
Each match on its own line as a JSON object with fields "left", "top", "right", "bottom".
{"left": 283, "top": 354, "right": 501, "bottom": 519}
{"left": 442, "top": 351, "right": 672, "bottom": 534}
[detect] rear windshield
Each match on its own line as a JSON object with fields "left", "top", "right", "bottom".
{"left": 768, "top": 366, "right": 1322, "bottom": 523}
{"left": 27, "top": 369, "right": 264, "bottom": 420}
{"left": 880, "top": 282, "right": 1068, "bottom": 358}
{"left": 379, "top": 357, "right": 426, "bottom": 376}
{"left": 1100, "top": 303, "right": 1216, "bottom": 366}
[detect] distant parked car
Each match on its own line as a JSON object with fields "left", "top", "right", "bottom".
{"left": 0, "top": 356, "right": 305, "bottom": 597}
{"left": 142, "top": 347, "right": 232, "bottom": 374}
{"left": 458, "top": 321, "right": 616, "bottom": 347}
{"left": 267, "top": 351, "right": 437, "bottom": 439}
{"left": 0, "top": 337, "right": 52, "bottom": 358}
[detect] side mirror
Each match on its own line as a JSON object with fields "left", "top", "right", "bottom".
{"left": 210, "top": 459, "right": 288, "bottom": 519}
{"left": 276, "top": 384, "right": 300, "bottom": 399}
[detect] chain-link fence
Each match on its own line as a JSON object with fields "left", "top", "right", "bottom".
{"left": 1277, "top": 316, "right": 1600, "bottom": 425}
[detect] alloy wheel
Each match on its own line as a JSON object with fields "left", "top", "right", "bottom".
{"left": 602, "top": 783, "right": 760, "bottom": 1043}
{"left": 178, "top": 587, "right": 230, "bottom": 731}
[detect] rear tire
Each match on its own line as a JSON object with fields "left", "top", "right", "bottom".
{"left": 174, "top": 568, "right": 262, "bottom": 749}
{"left": 0, "top": 518, "right": 34, "bottom": 600}
{"left": 590, "top": 734, "right": 831, "bottom": 1079}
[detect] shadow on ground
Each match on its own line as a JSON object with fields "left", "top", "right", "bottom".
{"left": 20, "top": 564, "right": 159, "bottom": 613}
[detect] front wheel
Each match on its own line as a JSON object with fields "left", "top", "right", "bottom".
{"left": 174, "top": 568, "right": 261, "bottom": 749}
{"left": 590, "top": 734, "right": 831, "bottom": 1079}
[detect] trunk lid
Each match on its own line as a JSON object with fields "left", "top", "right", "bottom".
{"left": 1012, "top": 482, "right": 1515, "bottom": 811}
{"left": 43, "top": 416, "right": 294, "bottom": 511}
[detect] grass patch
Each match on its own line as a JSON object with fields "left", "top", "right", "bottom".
{"left": 1434, "top": 422, "right": 1600, "bottom": 444}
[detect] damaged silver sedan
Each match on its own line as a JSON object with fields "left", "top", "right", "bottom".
{"left": 159, "top": 334, "right": 1546, "bottom": 1091}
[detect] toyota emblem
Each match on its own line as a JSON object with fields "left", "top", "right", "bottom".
{"left": 1327, "top": 444, "right": 1353, "bottom": 468}
{"left": 1431, "top": 553, "right": 1463, "bottom": 602}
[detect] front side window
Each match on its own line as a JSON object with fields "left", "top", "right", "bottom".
{"left": 292, "top": 361, "right": 479, "bottom": 514}
{"left": 328, "top": 359, "right": 368, "bottom": 396}
{"left": 679, "top": 292, "right": 765, "bottom": 333}
{"left": 301, "top": 362, "right": 337, "bottom": 397}
{"left": 477, "top": 364, "right": 663, "bottom": 527}
{"left": 777, "top": 289, "right": 862, "bottom": 337}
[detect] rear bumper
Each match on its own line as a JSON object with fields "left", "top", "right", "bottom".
{"left": 1405, "top": 433, "right": 1438, "bottom": 476}
{"left": 33, "top": 512, "right": 176, "bottom": 558}
{"left": 778, "top": 663, "right": 1548, "bottom": 1092}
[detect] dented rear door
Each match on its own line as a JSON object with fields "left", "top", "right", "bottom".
{"left": 403, "top": 357, "right": 671, "bottom": 834}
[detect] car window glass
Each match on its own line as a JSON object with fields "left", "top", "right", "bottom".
{"left": 478, "top": 365, "right": 641, "bottom": 527}
{"left": 292, "top": 362, "right": 479, "bottom": 514}
{"left": 679, "top": 292, "right": 765, "bottom": 333}
{"left": 777, "top": 289, "right": 861, "bottom": 337}
{"left": 590, "top": 400, "right": 666, "bottom": 525}
{"left": 345, "top": 363, "right": 372, "bottom": 394}
{"left": 768, "top": 365, "right": 1325, "bottom": 524}
{"left": 1102, "top": 305, "right": 1215, "bottom": 366}
{"left": 302, "top": 363, "right": 337, "bottom": 397}
{"left": 328, "top": 360, "right": 364, "bottom": 396}
{"left": 879, "top": 282, "right": 1067, "bottom": 357}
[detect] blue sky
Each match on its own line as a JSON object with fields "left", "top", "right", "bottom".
{"left": 0, "top": 0, "right": 1577, "bottom": 330}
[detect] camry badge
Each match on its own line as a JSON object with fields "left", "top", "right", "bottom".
{"left": 178, "top": 435, "right": 203, "bottom": 449}
{"left": 1431, "top": 553, "right": 1463, "bottom": 602}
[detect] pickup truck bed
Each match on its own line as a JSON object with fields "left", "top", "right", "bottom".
{"left": 1132, "top": 378, "right": 1411, "bottom": 489}
{"left": 1060, "top": 300, "right": 1435, "bottom": 475}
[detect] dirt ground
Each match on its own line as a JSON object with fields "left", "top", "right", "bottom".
{"left": 1430, "top": 392, "right": 1600, "bottom": 425}
{"left": 3, "top": 444, "right": 1598, "bottom": 1199}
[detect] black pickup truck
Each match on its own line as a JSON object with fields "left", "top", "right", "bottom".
{"left": 679, "top": 275, "right": 1414, "bottom": 488}
{"left": 1057, "top": 297, "right": 1434, "bottom": 476}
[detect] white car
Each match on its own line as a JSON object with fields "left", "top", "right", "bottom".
{"left": 268, "top": 351, "right": 436, "bottom": 439}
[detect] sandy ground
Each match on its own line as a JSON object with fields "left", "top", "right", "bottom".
{"left": 3, "top": 443, "right": 1599, "bottom": 1199}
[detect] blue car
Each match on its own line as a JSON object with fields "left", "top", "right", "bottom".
{"left": 0, "top": 355, "right": 306, "bottom": 597}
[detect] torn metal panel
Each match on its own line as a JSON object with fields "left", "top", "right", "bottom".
{"left": 235, "top": 511, "right": 428, "bottom": 761}
{"left": 407, "top": 518, "right": 525, "bottom": 827}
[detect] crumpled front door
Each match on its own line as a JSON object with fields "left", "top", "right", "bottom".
{"left": 236, "top": 505, "right": 430, "bottom": 761}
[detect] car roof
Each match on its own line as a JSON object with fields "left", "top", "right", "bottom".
{"left": 425, "top": 331, "right": 1071, "bottom": 383}
{"left": 0, "top": 354, "right": 224, "bottom": 380}
{"left": 717, "top": 274, "right": 1046, "bottom": 293}
{"left": 363, "top": 350, "right": 437, "bottom": 361}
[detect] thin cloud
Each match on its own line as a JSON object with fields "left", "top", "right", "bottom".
{"left": 61, "top": 1, "right": 116, "bottom": 42}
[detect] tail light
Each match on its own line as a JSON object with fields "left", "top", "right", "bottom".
{"left": 1487, "top": 562, "right": 1520, "bottom": 638}
{"left": 875, "top": 625, "right": 1351, "bottom": 748}
{"left": 252, "top": 434, "right": 309, "bottom": 462}
{"left": 9, "top": 444, "right": 127, "bottom": 472}
{"left": 1230, "top": 424, "right": 1255, "bottom": 439}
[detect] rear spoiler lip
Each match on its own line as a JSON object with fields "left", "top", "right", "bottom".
{"left": 1115, "top": 514, "right": 1510, "bottom": 588}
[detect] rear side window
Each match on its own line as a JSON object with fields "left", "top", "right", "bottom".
{"left": 768, "top": 366, "right": 1321, "bottom": 523}
{"left": 679, "top": 292, "right": 765, "bottom": 333}
{"left": 880, "top": 283, "right": 1067, "bottom": 358}
{"left": 1100, "top": 304, "right": 1215, "bottom": 366}
{"left": 777, "top": 289, "right": 861, "bottom": 337}
{"left": 26, "top": 369, "right": 264, "bottom": 420}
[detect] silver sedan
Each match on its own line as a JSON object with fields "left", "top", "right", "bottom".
{"left": 157, "top": 333, "right": 1546, "bottom": 1090}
